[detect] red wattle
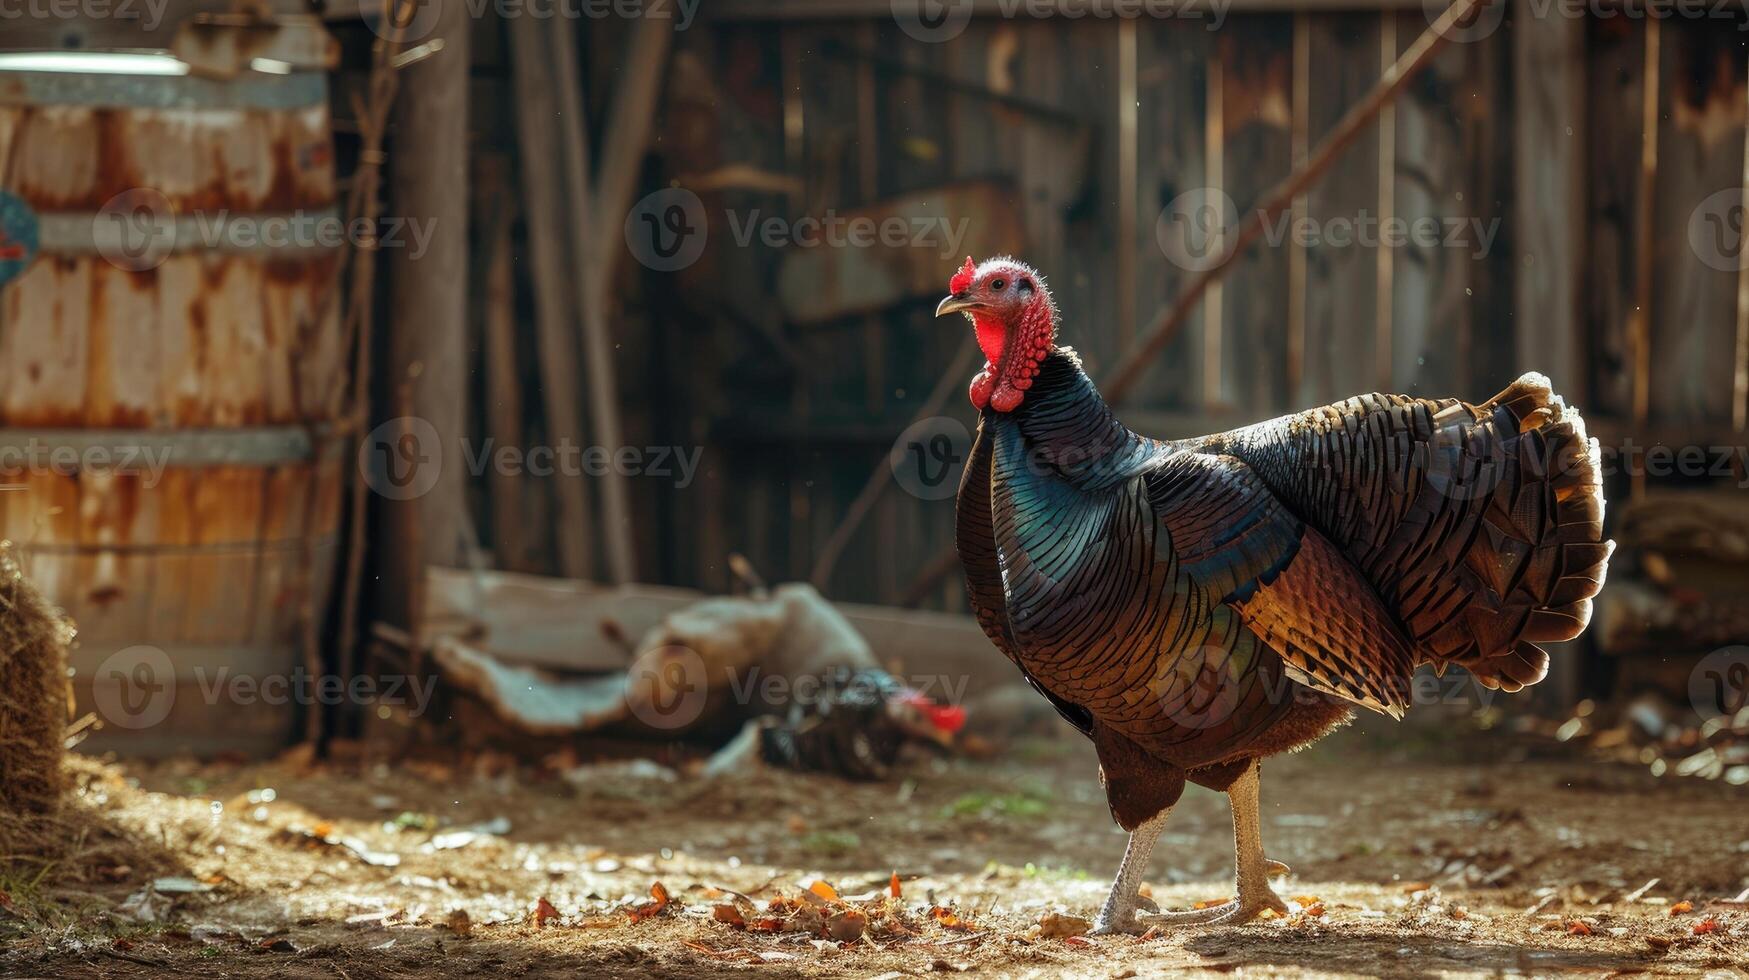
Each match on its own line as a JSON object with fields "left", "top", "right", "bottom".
{"left": 969, "top": 367, "right": 995, "bottom": 409}
{"left": 967, "top": 294, "right": 1054, "bottom": 412}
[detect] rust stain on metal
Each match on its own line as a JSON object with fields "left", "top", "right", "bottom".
{"left": 3, "top": 106, "right": 335, "bottom": 213}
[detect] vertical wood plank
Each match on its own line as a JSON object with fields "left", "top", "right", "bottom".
{"left": 385, "top": 0, "right": 471, "bottom": 590}
{"left": 1649, "top": 22, "right": 1746, "bottom": 428}
{"left": 1055, "top": 20, "right": 1121, "bottom": 377}
{"left": 1217, "top": 16, "right": 1293, "bottom": 416}
{"left": 1117, "top": 18, "right": 1138, "bottom": 351}
{"left": 1584, "top": 16, "right": 1645, "bottom": 418}
{"left": 1391, "top": 10, "right": 1472, "bottom": 397}
{"left": 1135, "top": 19, "right": 1209, "bottom": 412}
{"left": 508, "top": 15, "right": 595, "bottom": 580}
{"left": 1463, "top": 20, "right": 1517, "bottom": 395}
{"left": 1374, "top": 16, "right": 1396, "bottom": 394}
{"left": 1513, "top": 7, "right": 1585, "bottom": 398}
{"left": 1302, "top": 13, "right": 1381, "bottom": 407}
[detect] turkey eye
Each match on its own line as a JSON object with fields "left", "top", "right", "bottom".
{"left": 990, "top": 278, "right": 1006, "bottom": 291}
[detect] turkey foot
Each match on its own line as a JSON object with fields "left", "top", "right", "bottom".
{"left": 1134, "top": 899, "right": 1237, "bottom": 927}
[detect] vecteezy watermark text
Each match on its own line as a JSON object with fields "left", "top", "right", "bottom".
{"left": 0, "top": 0, "right": 169, "bottom": 30}
{"left": 359, "top": 417, "right": 705, "bottom": 501}
{"left": 891, "top": 0, "right": 1231, "bottom": 44}
{"left": 459, "top": 438, "right": 703, "bottom": 485}
{"left": 91, "top": 646, "right": 437, "bottom": 731}
{"left": 0, "top": 438, "right": 174, "bottom": 487}
{"left": 724, "top": 209, "right": 972, "bottom": 257}
{"left": 369, "top": 0, "right": 699, "bottom": 42}
{"left": 622, "top": 187, "right": 973, "bottom": 273}
{"left": 1157, "top": 188, "right": 1501, "bottom": 271}
{"left": 93, "top": 189, "right": 436, "bottom": 272}
{"left": 1428, "top": 0, "right": 1749, "bottom": 45}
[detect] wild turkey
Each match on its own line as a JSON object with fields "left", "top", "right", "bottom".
{"left": 938, "top": 256, "right": 1612, "bottom": 934}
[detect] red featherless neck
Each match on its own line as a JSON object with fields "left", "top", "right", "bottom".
{"left": 968, "top": 281, "right": 1056, "bottom": 414}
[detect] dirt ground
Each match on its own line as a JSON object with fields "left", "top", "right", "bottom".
{"left": 3, "top": 718, "right": 1746, "bottom": 979}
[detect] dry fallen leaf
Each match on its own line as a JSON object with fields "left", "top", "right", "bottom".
{"left": 713, "top": 903, "right": 746, "bottom": 927}
{"left": 445, "top": 909, "right": 472, "bottom": 937}
{"left": 1669, "top": 901, "right": 1694, "bottom": 916}
{"left": 531, "top": 897, "right": 560, "bottom": 928}
{"left": 889, "top": 872, "right": 902, "bottom": 900}
{"left": 930, "top": 906, "right": 977, "bottom": 932}
{"left": 627, "top": 881, "right": 671, "bottom": 924}
{"left": 780, "top": 904, "right": 825, "bottom": 934}
{"left": 1692, "top": 917, "right": 1721, "bottom": 936}
{"left": 1567, "top": 920, "right": 1593, "bottom": 937}
{"left": 803, "top": 879, "right": 840, "bottom": 903}
{"left": 1031, "top": 911, "right": 1091, "bottom": 939}
{"left": 1193, "top": 899, "right": 1230, "bottom": 910}
{"left": 1061, "top": 935, "right": 1094, "bottom": 948}
{"left": 825, "top": 909, "right": 867, "bottom": 942}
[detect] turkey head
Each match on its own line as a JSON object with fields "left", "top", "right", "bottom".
{"left": 935, "top": 255, "right": 1058, "bottom": 412}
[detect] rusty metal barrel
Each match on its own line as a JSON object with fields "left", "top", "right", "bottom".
{"left": 0, "top": 51, "right": 344, "bottom": 758}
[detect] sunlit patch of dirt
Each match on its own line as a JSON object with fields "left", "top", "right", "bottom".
{"left": 3, "top": 723, "right": 1746, "bottom": 979}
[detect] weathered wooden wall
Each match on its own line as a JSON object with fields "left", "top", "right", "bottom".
{"left": 616, "top": 11, "right": 1517, "bottom": 608}
{"left": 460, "top": 11, "right": 1749, "bottom": 614}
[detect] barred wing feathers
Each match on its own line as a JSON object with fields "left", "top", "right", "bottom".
{"left": 1149, "top": 452, "right": 1418, "bottom": 717}
{"left": 1212, "top": 372, "right": 1613, "bottom": 691}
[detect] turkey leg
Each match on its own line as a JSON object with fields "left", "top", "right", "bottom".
{"left": 1092, "top": 804, "right": 1244, "bottom": 934}
{"left": 1098, "top": 761, "right": 1290, "bottom": 933}
{"left": 1091, "top": 805, "right": 1170, "bottom": 934}
{"left": 1203, "top": 759, "right": 1290, "bottom": 925}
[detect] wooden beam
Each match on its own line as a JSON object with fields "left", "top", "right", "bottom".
{"left": 478, "top": 157, "right": 531, "bottom": 573}
{"left": 1117, "top": 19, "right": 1139, "bottom": 349}
{"left": 551, "top": 19, "right": 672, "bottom": 585}
{"left": 1287, "top": 12, "right": 1309, "bottom": 400}
{"left": 1512, "top": 8, "right": 1584, "bottom": 394}
{"left": 508, "top": 16, "right": 595, "bottom": 580}
{"left": 1375, "top": 15, "right": 1397, "bottom": 393}
{"left": 379, "top": 0, "right": 468, "bottom": 626}
{"left": 1629, "top": 17, "right": 1661, "bottom": 499}
{"left": 1735, "top": 54, "right": 1749, "bottom": 433}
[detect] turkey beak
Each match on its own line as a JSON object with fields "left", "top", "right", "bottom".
{"left": 936, "top": 294, "right": 979, "bottom": 317}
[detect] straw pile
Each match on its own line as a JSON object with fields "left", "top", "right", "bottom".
{"left": 0, "top": 542, "right": 73, "bottom": 814}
